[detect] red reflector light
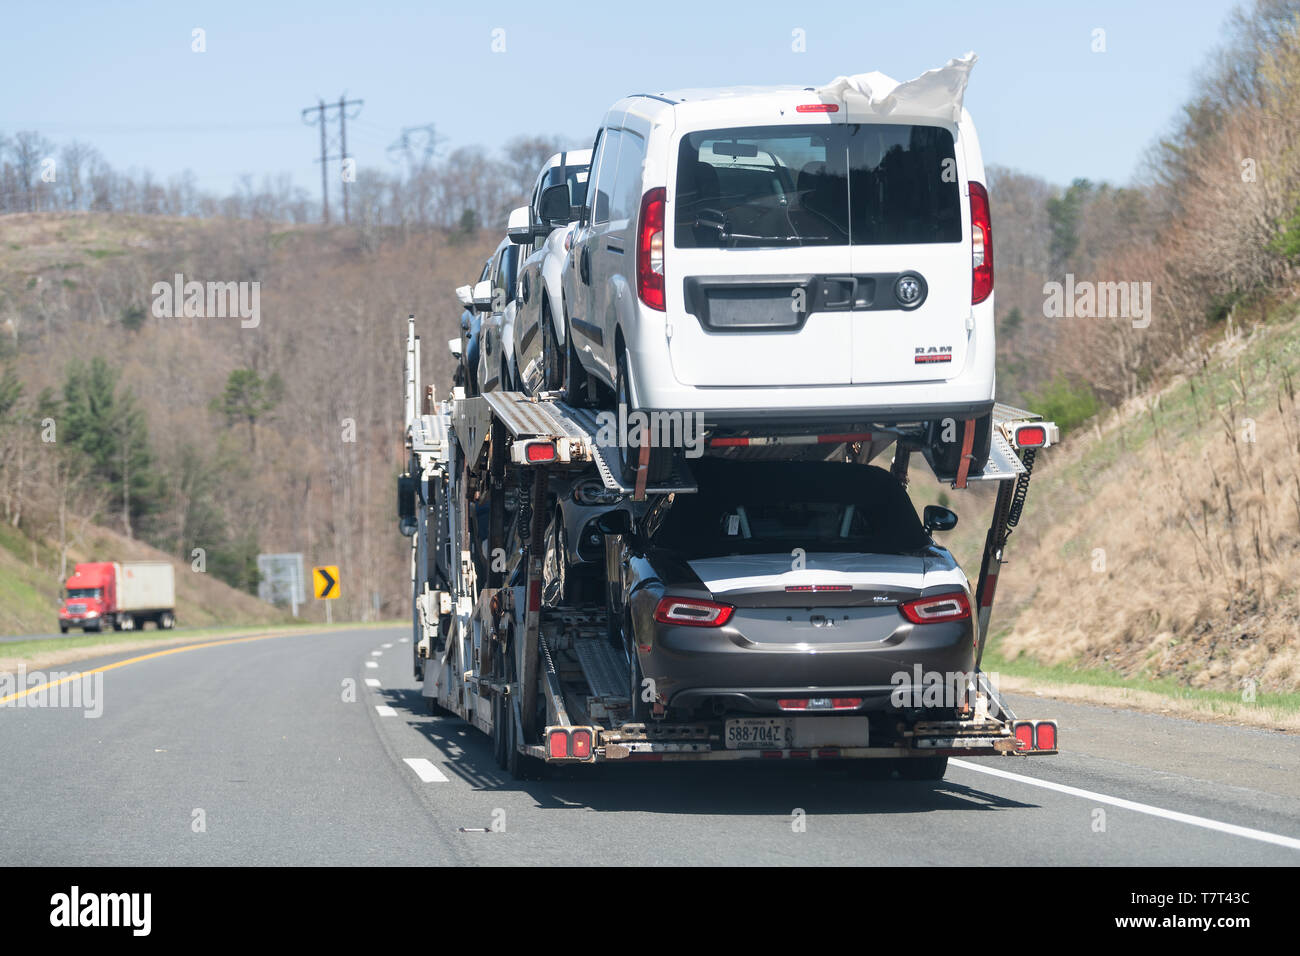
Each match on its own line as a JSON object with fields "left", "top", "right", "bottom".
{"left": 653, "top": 596, "right": 734, "bottom": 627}
{"left": 778, "top": 697, "right": 862, "bottom": 712}
{"left": 548, "top": 730, "right": 569, "bottom": 760}
{"left": 1035, "top": 722, "right": 1057, "bottom": 751}
{"left": 1015, "top": 425, "right": 1047, "bottom": 448}
{"left": 637, "top": 187, "right": 666, "bottom": 311}
{"left": 795, "top": 103, "right": 838, "bottom": 112}
{"left": 969, "top": 181, "right": 993, "bottom": 305}
{"left": 1014, "top": 722, "right": 1034, "bottom": 751}
{"left": 524, "top": 442, "right": 556, "bottom": 463}
{"left": 899, "top": 591, "right": 972, "bottom": 625}
{"left": 571, "top": 729, "right": 592, "bottom": 758}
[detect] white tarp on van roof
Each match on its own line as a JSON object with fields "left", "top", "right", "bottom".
{"left": 816, "top": 52, "right": 977, "bottom": 123}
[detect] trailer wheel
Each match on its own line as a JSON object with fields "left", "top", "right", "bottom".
{"left": 159, "top": 611, "right": 175, "bottom": 630}
{"left": 502, "top": 645, "right": 550, "bottom": 781}
{"left": 894, "top": 756, "right": 948, "bottom": 781}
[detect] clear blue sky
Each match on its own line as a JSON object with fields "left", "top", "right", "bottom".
{"left": 0, "top": 0, "right": 1245, "bottom": 199}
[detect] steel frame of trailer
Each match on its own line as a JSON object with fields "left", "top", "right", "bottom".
{"left": 399, "top": 317, "right": 1059, "bottom": 771}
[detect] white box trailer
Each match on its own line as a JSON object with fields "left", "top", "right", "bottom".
{"left": 116, "top": 561, "right": 176, "bottom": 630}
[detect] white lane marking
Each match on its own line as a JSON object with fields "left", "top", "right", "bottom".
{"left": 382, "top": 642, "right": 393, "bottom": 648}
{"left": 375, "top": 705, "right": 397, "bottom": 717}
{"left": 398, "top": 638, "right": 409, "bottom": 643}
{"left": 365, "top": 661, "right": 378, "bottom": 669}
{"left": 951, "top": 759, "right": 1300, "bottom": 852}
{"left": 370, "top": 650, "right": 383, "bottom": 657}
{"left": 365, "top": 678, "right": 381, "bottom": 688}
{"left": 403, "top": 757, "right": 449, "bottom": 783}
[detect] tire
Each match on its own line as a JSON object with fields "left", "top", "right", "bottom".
{"left": 59, "top": 625, "right": 68, "bottom": 634}
{"left": 119, "top": 614, "right": 135, "bottom": 632}
{"left": 562, "top": 313, "right": 590, "bottom": 407}
{"left": 894, "top": 756, "right": 949, "bottom": 781}
{"left": 542, "top": 306, "right": 564, "bottom": 393}
{"left": 502, "top": 644, "right": 550, "bottom": 781}
{"left": 159, "top": 611, "right": 175, "bottom": 630}
{"left": 625, "top": 612, "right": 647, "bottom": 723}
{"left": 615, "top": 349, "right": 672, "bottom": 486}
{"left": 930, "top": 414, "right": 992, "bottom": 480}
{"left": 492, "top": 687, "right": 508, "bottom": 769}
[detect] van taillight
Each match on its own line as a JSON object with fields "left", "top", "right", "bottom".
{"left": 637, "top": 187, "right": 666, "bottom": 311}
{"left": 969, "top": 181, "right": 993, "bottom": 305}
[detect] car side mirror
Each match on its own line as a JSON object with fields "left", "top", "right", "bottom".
{"left": 455, "top": 284, "right": 474, "bottom": 309}
{"left": 507, "top": 205, "right": 532, "bottom": 244}
{"left": 537, "top": 183, "right": 572, "bottom": 227}
{"left": 923, "top": 505, "right": 958, "bottom": 534}
{"left": 594, "top": 509, "right": 632, "bottom": 536}
{"left": 472, "top": 279, "right": 494, "bottom": 313}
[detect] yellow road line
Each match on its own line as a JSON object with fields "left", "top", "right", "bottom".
{"left": 0, "top": 631, "right": 314, "bottom": 706}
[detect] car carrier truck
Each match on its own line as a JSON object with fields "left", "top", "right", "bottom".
{"left": 396, "top": 316, "right": 1058, "bottom": 780}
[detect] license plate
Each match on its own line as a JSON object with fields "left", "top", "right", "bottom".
{"left": 724, "top": 716, "right": 871, "bottom": 750}
{"left": 724, "top": 718, "right": 793, "bottom": 750}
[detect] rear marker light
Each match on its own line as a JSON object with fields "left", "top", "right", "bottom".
{"left": 1014, "top": 425, "right": 1047, "bottom": 448}
{"left": 637, "top": 187, "right": 666, "bottom": 311}
{"left": 571, "top": 729, "right": 593, "bottom": 759}
{"left": 899, "top": 592, "right": 972, "bottom": 624}
{"left": 969, "top": 181, "right": 994, "bottom": 305}
{"left": 548, "top": 730, "right": 569, "bottom": 760}
{"left": 1014, "top": 722, "right": 1034, "bottom": 751}
{"left": 653, "top": 597, "right": 734, "bottom": 627}
{"left": 795, "top": 103, "right": 838, "bottom": 113}
{"left": 1035, "top": 722, "right": 1057, "bottom": 751}
{"left": 524, "top": 441, "right": 556, "bottom": 463}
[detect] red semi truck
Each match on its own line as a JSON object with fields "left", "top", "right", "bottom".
{"left": 58, "top": 561, "right": 176, "bottom": 633}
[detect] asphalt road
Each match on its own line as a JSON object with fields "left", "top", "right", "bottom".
{"left": 2, "top": 624, "right": 1298, "bottom": 865}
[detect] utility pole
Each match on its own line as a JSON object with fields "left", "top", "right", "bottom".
{"left": 301, "top": 98, "right": 330, "bottom": 224}
{"left": 339, "top": 94, "right": 350, "bottom": 225}
{"left": 300, "top": 94, "right": 364, "bottom": 224}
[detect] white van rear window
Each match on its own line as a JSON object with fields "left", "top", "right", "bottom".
{"left": 674, "top": 124, "right": 961, "bottom": 248}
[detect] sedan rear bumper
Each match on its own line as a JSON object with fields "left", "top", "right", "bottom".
{"left": 632, "top": 593, "right": 977, "bottom": 715}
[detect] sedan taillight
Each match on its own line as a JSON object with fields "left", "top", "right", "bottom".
{"left": 637, "top": 187, "right": 666, "bottom": 311}
{"left": 654, "top": 596, "right": 733, "bottom": 627}
{"left": 899, "top": 592, "right": 972, "bottom": 625}
{"left": 969, "top": 181, "right": 993, "bottom": 305}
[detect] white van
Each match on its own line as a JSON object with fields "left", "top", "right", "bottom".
{"left": 558, "top": 56, "right": 996, "bottom": 481}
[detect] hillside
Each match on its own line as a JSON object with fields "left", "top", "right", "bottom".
{"left": 0, "top": 211, "right": 499, "bottom": 633}
{"left": 972, "top": 302, "right": 1300, "bottom": 696}
{"left": 0, "top": 514, "right": 290, "bottom": 634}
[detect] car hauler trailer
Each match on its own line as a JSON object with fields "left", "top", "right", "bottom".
{"left": 397, "top": 316, "right": 1059, "bottom": 779}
